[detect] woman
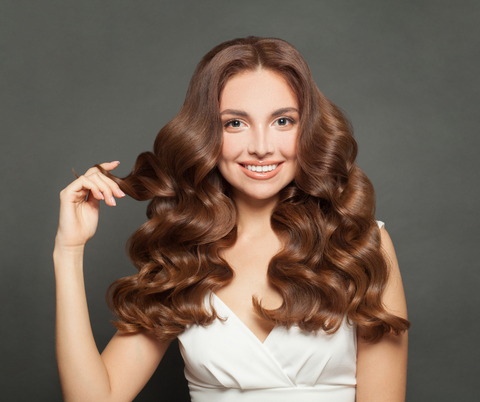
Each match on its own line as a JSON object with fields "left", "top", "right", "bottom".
{"left": 54, "top": 37, "right": 409, "bottom": 402}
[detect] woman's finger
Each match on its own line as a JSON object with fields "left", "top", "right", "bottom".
{"left": 62, "top": 175, "right": 104, "bottom": 203}
{"left": 84, "top": 168, "right": 126, "bottom": 200}
{"left": 85, "top": 173, "right": 121, "bottom": 206}
{"left": 92, "top": 170, "right": 126, "bottom": 198}
{"left": 84, "top": 161, "right": 120, "bottom": 177}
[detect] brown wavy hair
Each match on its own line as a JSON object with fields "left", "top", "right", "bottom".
{"left": 100, "top": 36, "right": 410, "bottom": 343}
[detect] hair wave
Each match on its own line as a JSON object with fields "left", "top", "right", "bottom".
{"left": 100, "top": 37, "right": 410, "bottom": 343}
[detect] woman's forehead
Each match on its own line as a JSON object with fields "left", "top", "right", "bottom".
{"left": 220, "top": 70, "right": 298, "bottom": 113}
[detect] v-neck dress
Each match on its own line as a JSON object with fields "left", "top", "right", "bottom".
{"left": 177, "top": 221, "right": 385, "bottom": 402}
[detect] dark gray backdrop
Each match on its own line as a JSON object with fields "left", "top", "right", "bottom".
{"left": 1, "top": 1, "right": 479, "bottom": 401}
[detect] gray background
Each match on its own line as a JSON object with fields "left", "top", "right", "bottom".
{"left": 1, "top": 0, "right": 479, "bottom": 401}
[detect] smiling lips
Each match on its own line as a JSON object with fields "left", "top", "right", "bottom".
{"left": 238, "top": 161, "right": 284, "bottom": 180}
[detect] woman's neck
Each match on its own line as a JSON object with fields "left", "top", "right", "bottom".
{"left": 232, "top": 190, "right": 278, "bottom": 238}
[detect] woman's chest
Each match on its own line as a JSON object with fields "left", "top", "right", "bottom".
{"left": 177, "top": 291, "right": 358, "bottom": 389}
{"left": 216, "top": 240, "right": 283, "bottom": 343}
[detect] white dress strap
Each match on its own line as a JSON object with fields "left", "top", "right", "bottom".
{"left": 376, "top": 220, "right": 385, "bottom": 229}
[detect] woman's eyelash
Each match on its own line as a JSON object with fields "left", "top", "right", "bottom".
{"left": 275, "top": 117, "right": 296, "bottom": 125}
{"left": 224, "top": 119, "right": 244, "bottom": 128}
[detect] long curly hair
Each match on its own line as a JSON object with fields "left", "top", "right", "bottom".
{"left": 99, "top": 36, "right": 410, "bottom": 342}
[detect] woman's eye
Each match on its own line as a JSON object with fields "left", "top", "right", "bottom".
{"left": 225, "top": 119, "right": 244, "bottom": 128}
{"left": 274, "top": 117, "right": 294, "bottom": 126}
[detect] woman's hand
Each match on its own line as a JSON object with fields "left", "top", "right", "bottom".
{"left": 55, "top": 161, "right": 125, "bottom": 249}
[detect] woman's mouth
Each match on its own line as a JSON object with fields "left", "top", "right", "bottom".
{"left": 238, "top": 162, "right": 284, "bottom": 180}
{"left": 241, "top": 163, "right": 279, "bottom": 172}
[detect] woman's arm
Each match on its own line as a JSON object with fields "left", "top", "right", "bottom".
{"left": 54, "top": 247, "right": 170, "bottom": 402}
{"left": 55, "top": 162, "right": 170, "bottom": 402}
{"left": 356, "top": 227, "right": 409, "bottom": 402}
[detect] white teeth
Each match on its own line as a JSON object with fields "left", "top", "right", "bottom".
{"left": 245, "top": 164, "right": 278, "bottom": 172}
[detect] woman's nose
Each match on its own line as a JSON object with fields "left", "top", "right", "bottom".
{"left": 247, "top": 126, "right": 274, "bottom": 158}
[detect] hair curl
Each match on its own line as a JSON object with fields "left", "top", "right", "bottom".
{"left": 99, "top": 36, "right": 410, "bottom": 343}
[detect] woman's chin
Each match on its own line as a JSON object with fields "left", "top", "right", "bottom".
{"left": 231, "top": 187, "right": 282, "bottom": 204}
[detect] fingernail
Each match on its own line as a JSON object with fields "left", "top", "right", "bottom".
{"left": 111, "top": 197, "right": 116, "bottom": 206}
{"left": 117, "top": 189, "right": 126, "bottom": 197}
{"left": 100, "top": 193, "right": 105, "bottom": 200}
{"left": 111, "top": 161, "right": 120, "bottom": 164}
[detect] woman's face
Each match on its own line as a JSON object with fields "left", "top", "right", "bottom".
{"left": 218, "top": 69, "right": 299, "bottom": 202}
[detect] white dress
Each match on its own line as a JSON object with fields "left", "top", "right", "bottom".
{"left": 177, "top": 221, "right": 385, "bottom": 402}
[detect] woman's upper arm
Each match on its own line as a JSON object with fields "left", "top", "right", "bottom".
{"left": 100, "top": 330, "right": 171, "bottom": 402}
{"left": 356, "top": 227, "right": 409, "bottom": 402}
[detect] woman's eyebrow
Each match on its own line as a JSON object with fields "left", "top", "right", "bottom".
{"left": 271, "top": 107, "right": 299, "bottom": 117}
{"left": 220, "top": 109, "right": 248, "bottom": 117}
